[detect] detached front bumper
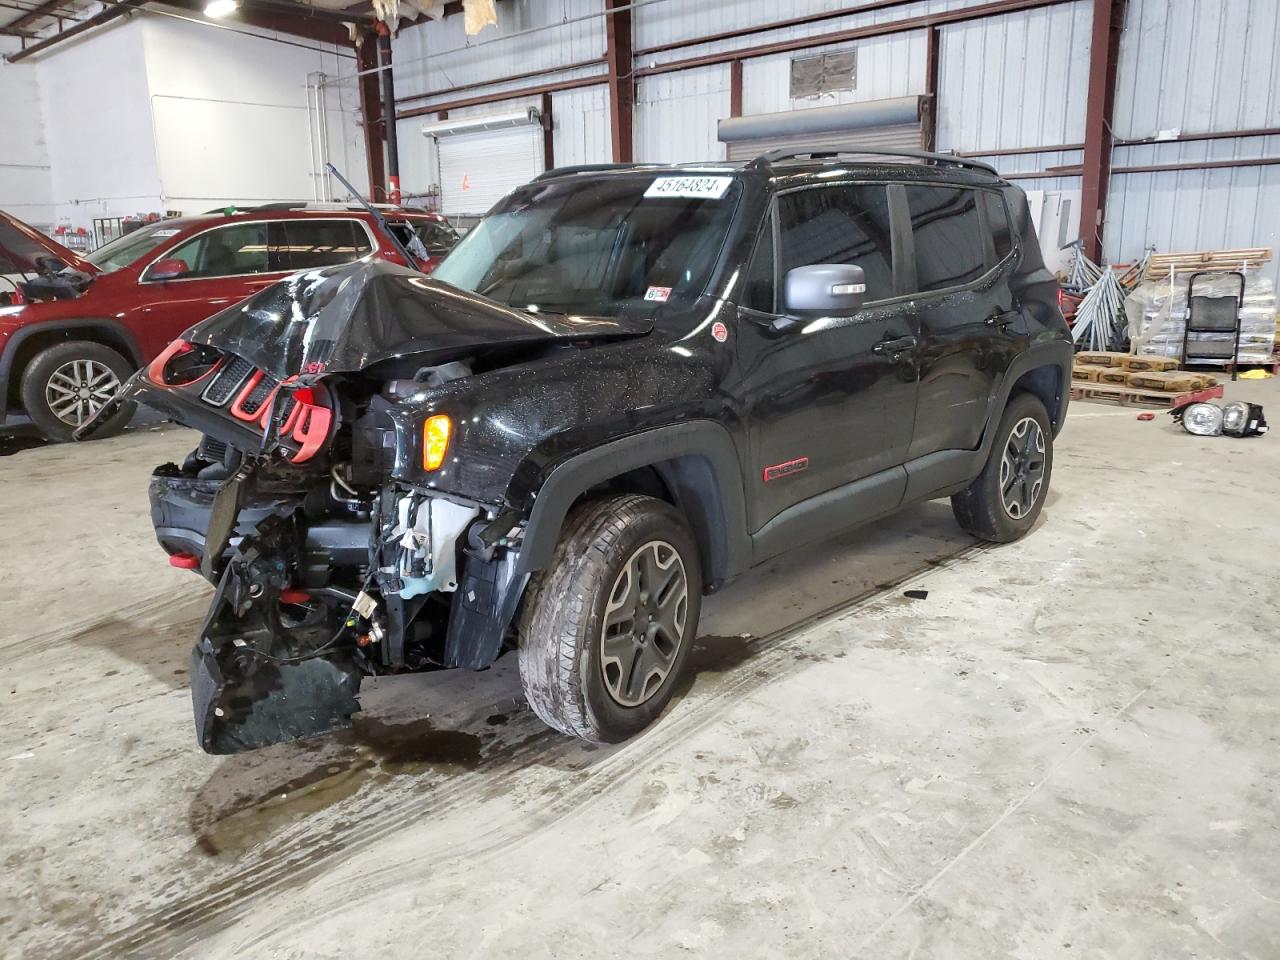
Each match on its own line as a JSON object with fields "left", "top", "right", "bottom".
{"left": 191, "top": 635, "right": 363, "bottom": 754}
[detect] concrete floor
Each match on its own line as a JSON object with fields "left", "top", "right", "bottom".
{"left": 2, "top": 380, "right": 1279, "bottom": 960}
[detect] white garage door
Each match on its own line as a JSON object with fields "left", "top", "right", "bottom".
{"left": 436, "top": 125, "right": 545, "bottom": 218}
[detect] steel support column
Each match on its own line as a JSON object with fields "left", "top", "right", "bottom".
{"left": 1079, "top": 0, "right": 1126, "bottom": 263}
{"left": 541, "top": 91, "right": 555, "bottom": 170}
{"left": 357, "top": 34, "right": 387, "bottom": 201}
{"left": 923, "top": 25, "right": 941, "bottom": 151}
{"left": 605, "top": 0, "right": 634, "bottom": 163}
{"left": 729, "top": 59, "right": 743, "bottom": 118}
{"left": 378, "top": 26, "right": 401, "bottom": 204}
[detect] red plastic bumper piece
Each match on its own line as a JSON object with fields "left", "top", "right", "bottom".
{"left": 168, "top": 552, "right": 201, "bottom": 569}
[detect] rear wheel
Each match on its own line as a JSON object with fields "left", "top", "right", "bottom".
{"left": 517, "top": 494, "right": 702, "bottom": 743}
{"left": 952, "top": 391, "right": 1053, "bottom": 542}
{"left": 20, "top": 341, "right": 135, "bottom": 441}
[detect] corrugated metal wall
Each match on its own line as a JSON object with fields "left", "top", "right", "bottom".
{"left": 392, "top": 0, "right": 1280, "bottom": 285}
{"left": 392, "top": 0, "right": 602, "bottom": 97}
{"left": 636, "top": 66, "right": 730, "bottom": 163}
{"left": 1106, "top": 136, "right": 1280, "bottom": 270}
{"left": 742, "top": 30, "right": 925, "bottom": 116}
{"left": 1105, "top": 0, "right": 1280, "bottom": 284}
{"left": 1114, "top": 0, "right": 1280, "bottom": 138}
{"left": 935, "top": 1, "right": 1091, "bottom": 153}
{"left": 551, "top": 85, "right": 612, "bottom": 166}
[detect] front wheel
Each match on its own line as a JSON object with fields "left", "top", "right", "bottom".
{"left": 952, "top": 391, "right": 1054, "bottom": 542}
{"left": 20, "top": 340, "right": 136, "bottom": 441}
{"left": 517, "top": 494, "right": 702, "bottom": 743}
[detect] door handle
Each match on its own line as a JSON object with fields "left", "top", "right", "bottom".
{"left": 986, "top": 310, "right": 1020, "bottom": 327}
{"left": 873, "top": 335, "right": 917, "bottom": 356}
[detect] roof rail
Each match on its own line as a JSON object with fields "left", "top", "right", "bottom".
{"left": 201, "top": 201, "right": 431, "bottom": 215}
{"left": 533, "top": 162, "right": 665, "bottom": 181}
{"left": 748, "top": 146, "right": 999, "bottom": 176}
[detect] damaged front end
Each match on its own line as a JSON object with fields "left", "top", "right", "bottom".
{"left": 83, "top": 260, "right": 645, "bottom": 753}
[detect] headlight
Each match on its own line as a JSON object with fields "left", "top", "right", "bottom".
{"left": 1221, "top": 401, "right": 1269, "bottom": 437}
{"left": 1221, "top": 401, "right": 1249, "bottom": 435}
{"left": 1179, "top": 402, "right": 1223, "bottom": 436}
{"left": 423, "top": 414, "right": 452, "bottom": 471}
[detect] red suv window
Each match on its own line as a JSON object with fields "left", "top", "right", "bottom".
{"left": 276, "top": 220, "right": 372, "bottom": 270}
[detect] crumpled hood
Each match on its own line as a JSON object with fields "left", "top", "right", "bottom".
{"left": 185, "top": 259, "right": 653, "bottom": 381}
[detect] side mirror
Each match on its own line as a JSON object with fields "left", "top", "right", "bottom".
{"left": 783, "top": 264, "right": 866, "bottom": 318}
{"left": 149, "top": 258, "right": 190, "bottom": 281}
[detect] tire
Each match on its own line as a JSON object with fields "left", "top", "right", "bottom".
{"left": 20, "top": 341, "right": 136, "bottom": 442}
{"left": 517, "top": 494, "right": 703, "bottom": 743}
{"left": 952, "top": 391, "right": 1054, "bottom": 543}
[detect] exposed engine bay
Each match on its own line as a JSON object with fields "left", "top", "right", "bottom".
{"left": 82, "top": 260, "right": 650, "bottom": 753}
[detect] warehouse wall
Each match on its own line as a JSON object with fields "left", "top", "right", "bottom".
{"left": 5, "top": 14, "right": 368, "bottom": 237}
{"left": 35, "top": 21, "right": 166, "bottom": 232}
{"left": 1105, "top": 0, "right": 1280, "bottom": 283}
{"left": 0, "top": 40, "right": 55, "bottom": 229}
{"left": 138, "top": 16, "right": 366, "bottom": 216}
{"left": 391, "top": 0, "right": 1280, "bottom": 283}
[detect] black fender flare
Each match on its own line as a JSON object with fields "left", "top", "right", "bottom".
{"left": 0, "top": 318, "right": 146, "bottom": 419}
{"left": 513, "top": 420, "right": 752, "bottom": 589}
{"left": 981, "top": 338, "right": 1073, "bottom": 454}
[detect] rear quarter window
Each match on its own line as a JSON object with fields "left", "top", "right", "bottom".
{"left": 984, "top": 191, "right": 1015, "bottom": 262}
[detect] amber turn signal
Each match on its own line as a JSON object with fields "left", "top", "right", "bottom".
{"left": 423, "top": 414, "right": 452, "bottom": 471}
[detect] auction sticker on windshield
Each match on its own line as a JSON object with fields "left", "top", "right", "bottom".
{"left": 644, "top": 176, "right": 733, "bottom": 200}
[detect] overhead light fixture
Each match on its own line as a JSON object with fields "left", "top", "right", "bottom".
{"left": 204, "top": 0, "right": 239, "bottom": 18}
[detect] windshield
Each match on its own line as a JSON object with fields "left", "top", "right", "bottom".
{"left": 432, "top": 175, "right": 741, "bottom": 314}
{"left": 86, "top": 222, "right": 186, "bottom": 273}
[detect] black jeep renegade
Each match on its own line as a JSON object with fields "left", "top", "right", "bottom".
{"left": 90, "top": 147, "right": 1072, "bottom": 753}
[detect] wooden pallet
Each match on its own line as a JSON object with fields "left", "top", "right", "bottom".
{"left": 1144, "top": 248, "right": 1272, "bottom": 280}
{"left": 1070, "top": 382, "right": 1225, "bottom": 408}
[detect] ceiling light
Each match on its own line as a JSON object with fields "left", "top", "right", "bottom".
{"left": 204, "top": 0, "right": 239, "bottom": 18}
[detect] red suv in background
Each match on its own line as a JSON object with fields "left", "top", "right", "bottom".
{"left": 0, "top": 204, "right": 458, "bottom": 440}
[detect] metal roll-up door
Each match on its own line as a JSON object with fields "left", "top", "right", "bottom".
{"left": 424, "top": 109, "right": 545, "bottom": 218}
{"left": 718, "top": 96, "right": 928, "bottom": 163}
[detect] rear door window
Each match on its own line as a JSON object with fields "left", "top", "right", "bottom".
{"left": 276, "top": 220, "right": 372, "bottom": 271}
{"left": 777, "top": 185, "right": 895, "bottom": 303}
{"left": 904, "top": 185, "right": 988, "bottom": 293}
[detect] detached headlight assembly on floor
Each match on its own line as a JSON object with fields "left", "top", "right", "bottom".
{"left": 1178, "top": 402, "right": 1225, "bottom": 436}
{"left": 1172, "top": 401, "right": 1268, "bottom": 438}
{"left": 1221, "top": 401, "right": 1268, "bottom": 436}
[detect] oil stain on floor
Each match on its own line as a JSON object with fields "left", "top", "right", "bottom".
{"left": 190, "top": 716, "right": 485, "bottom": 857}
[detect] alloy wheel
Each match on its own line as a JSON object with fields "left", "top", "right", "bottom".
{"left": 599, "top": 539, "right": 689, "bottom": 707}
{"left": 45, "top": 359, "right": 122, "bottom": 426}
{"left": 999, "top": 416, "right": 1046, "bottom": 519}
